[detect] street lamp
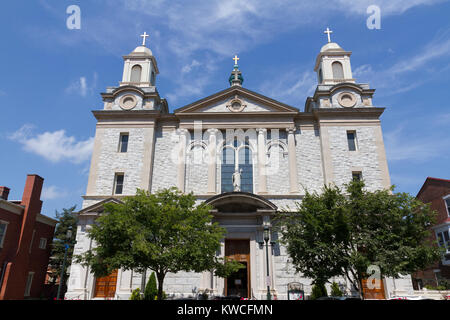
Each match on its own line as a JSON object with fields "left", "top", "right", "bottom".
{"left": 57, "top": 227, "right": 72, "bottom": 300}
{"left": 260, "top": 225, "right": 275, "bottom": 300}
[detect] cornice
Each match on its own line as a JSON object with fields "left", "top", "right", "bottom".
{"left": 313, "top": 107, "right": 385, "bottom": 121}
{"left": 174, "top": 86, "right": 299, "bottom": 114}
{"left": 92, "top": 109, "right": 162, "bottom": 121}
{"left": 101, "top": 86, "right": 161, "bottom": 101}
{"left": 36, "top": 214, "right": 58, "bottom": 227}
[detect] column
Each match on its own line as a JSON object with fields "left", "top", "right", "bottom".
{"left": 140, "top": 124, "right": 156, "bottom": 191}
{"left": 287, "top": 128, "right": 299, "bottom": 193}
{"left": 257, "top": 128, "right": 268, "bottom": 194}
{"left": 207, "top": 129, "right": 218, "bottom": 194}
{"left": 177, "top": 129, "right": 189, "bottom": 192}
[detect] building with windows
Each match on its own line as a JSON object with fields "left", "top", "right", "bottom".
{"left": 412, "top": 177, "right": 450, "bottom": 289}
{"left": 66, "top": 32, "right": 414, "bottom": 300}
{"left": 0, "top": 175, "right": 57, "bottom": 300}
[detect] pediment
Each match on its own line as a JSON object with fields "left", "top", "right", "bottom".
{"left": 174, "top": 87, "right": 299, "bottom": 115}
{"left": 78, "top": 198, "right": 123, "bottom": 215}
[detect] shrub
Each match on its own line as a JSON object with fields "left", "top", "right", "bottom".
{"left": 330, "top": 282, "right": 343, "bottom": 297}
{"left": 309, "top": 282, "right": 328, "bottom": 300}
{"left": 130, "top": 288, "right": 142, "bottom": 300}
{"left": 144, "top": 272, "right": 158, "bottom": 300}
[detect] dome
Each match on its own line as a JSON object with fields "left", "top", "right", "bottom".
{"left": 320, "top": 42, "right": 344, "bottom": 53}
{"left": 130, "top": 45, "right": 153, "bottom": 56}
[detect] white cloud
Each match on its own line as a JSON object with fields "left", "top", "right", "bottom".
{"left": 352, "top": 29, "right": 450, "bottom": 95}
{"left": 336, "top": 0, "right": 445, "bottom": 15}
{"left": 41, "top": 185, "right": 69, "bottom": 200}
{"left": 259, "top": 68, "right": 317, "bottom": 106}
{"left": 65, "top": 73, "right": 98, "bottom": 97}
{"left": 384, "top": 121, "right": 450, "bottom": 163}
{"left": 10, "top": 124, "right": 94, "bottom": 164}
{"left": 34, "top": 0, "right": 447, "bottom": 102}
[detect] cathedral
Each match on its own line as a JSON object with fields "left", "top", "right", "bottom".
{"left": 66, "top": 31, "right": 414, "bottom": 300}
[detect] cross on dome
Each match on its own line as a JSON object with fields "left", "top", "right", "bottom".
{"left": 233, "top": 55, "right": 240, "bottom": 65}
{"left": 324, "top": 27, "right": 333, "bottom": 43}
{"left": 140, "top": 32, "right": 149, "bottom": 46}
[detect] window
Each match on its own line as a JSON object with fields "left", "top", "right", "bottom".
{"left": 113, "top": 173, "right": 124, "bottom": 195}
{"left": 130, "top": 65, "right": 142, "bottom": 83}
{"left": 221, "top": 138, "right": 253, "bottom": 193}
{"left": 444, "top": 195, "right": 450, "bottom": 217}
{"left": 24, "top": 272, "right": 34, "bottom": 297}
{"left": 318, "top": 68, "right": 323, "bottom": 84}
{"left": 238, "top": 147, "right": 253, "bottom": 193}
{"left": 151, "top": 71, "right": 156, "bottom": 86}
{"left": 347, "top": 131, "right": 357, "bottom": 151}
{"left": 0, "top": 221, "right": 8, "bottom": 248}
{"left": 352, "top": 171, "right": 362, "bottom": 182}
{"left": 221, "top": 146, "right": 235, "bottom": 193}
{"left": 39, "top": 238, "right": 47, "bottom": 249}
{"left": 118, "top": 133, "right": 129, "bottom": 153}
{"left": 29, "top": 230, "right": 35, "bottom": 254}
{"left": 437, "top": 229, "right": 450, "bottom": 261}
{"left": 332, "top": 61, "right": 344, "bottom": 79}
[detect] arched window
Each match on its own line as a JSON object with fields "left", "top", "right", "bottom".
{"left": 221, "top": 146, "right": 235, "bottom": 193}
{"left": 332, "top": 61, "right": 344, "bottom": 79}
{"left": 221, "top": 138, "right": 253, "bottom": 193}
{"left": 238, "top": 146, "right": 253, "bottom": 193}
{"left": 150, "top": 71, "right": 156, "bottom": 86}
{"left": 130, "top": 65, "right": 142, "bottom": 83}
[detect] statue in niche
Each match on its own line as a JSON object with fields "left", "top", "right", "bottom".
{"left": 232, "top": 168, "right": 243, "bottom": 192}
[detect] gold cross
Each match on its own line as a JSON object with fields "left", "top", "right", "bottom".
{"left": 233, "top": 55, "right": 239, "bottom": 65}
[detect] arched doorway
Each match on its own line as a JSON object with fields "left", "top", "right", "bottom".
{"left": 205, "top": 192, "right": 277, "bottom": 298}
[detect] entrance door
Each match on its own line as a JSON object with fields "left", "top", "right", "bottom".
{"left": 225, "top": 240, "right": 250, "bottom": 298}
{"left": 362, "top": 278, "right": 386, "bottom": 300}
{"left": 94, "top": 269, "right": 118, "bottom": 298}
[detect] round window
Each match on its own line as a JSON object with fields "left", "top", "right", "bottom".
{"left": 338, "top": 92, "right": 357, "bottom": 108}
{"left": 232, "top": 101, "right": 241, "bottom": 110}
{"left": 119, "top": 95, "right": 138, "bottom": 110}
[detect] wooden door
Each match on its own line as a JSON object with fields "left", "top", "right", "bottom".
{"left": 362, "top": 278, "right": 386, "bottom": 300}
{"left": 94, "top": 270, "right": 118, "bottom": 298}
{"left": 225, "top": 240, "right": 250, "bottom": 298}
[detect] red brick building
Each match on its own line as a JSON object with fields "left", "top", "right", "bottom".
{"left": 413, "top": 177, "right": 450, "bottom": 289}
{"left": 0, "top": 175, "right": 57, "bottom": 300}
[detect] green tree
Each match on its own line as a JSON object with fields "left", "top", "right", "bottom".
{"left": 76, "top": 188, "right": 243, "bottom": 300}
{"left": 309, "top": 282, "right": 327, "bottom": 300}
{"left": 277, "top": 180, "right": 441, "bottom": 299}
{"left": 144, "top": 272, "right": 158, "bottom": 300}
{"left": 49, "top": 206, "right": 78, "bottom": 286}
{"left": 330, "top": 282, "right": 343, "bottom": 297}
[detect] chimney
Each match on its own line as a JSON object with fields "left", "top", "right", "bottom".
{"left": 0, "top": 186, "right": 10, "bottom": 200}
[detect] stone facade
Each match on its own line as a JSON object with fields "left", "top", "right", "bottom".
{"left": 65, "top": 40, "right": 412, "bottom": 300}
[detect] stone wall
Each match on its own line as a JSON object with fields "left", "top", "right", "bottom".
{"left": 296, "top": 128, "right": 324, "bottom": 194}
{"left": 151, "top": 128, "right": 178, "bottom": 193}
{"left": 95, "top": 127, "right": 145, "bottom": 195}
{"left": 327, "top": 126, "right": 384, "bottom": 192}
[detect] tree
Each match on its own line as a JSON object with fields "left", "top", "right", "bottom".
{"left": 49, "top": 206, "right": 78, "bottom": 287}
{"left": 330, "top": 282, "right": 343, "bottom": 297}
{"left": 277, "top": 180, "right": 441, "bottom": 299}
{"left": 144, "top": 272, "right": 157, "bottom": 300}
{"left": 76, "top": 188, "right": 243, "bottom": 300}
{"left": 309, "top": 282, "right": 327, "bottom": 300}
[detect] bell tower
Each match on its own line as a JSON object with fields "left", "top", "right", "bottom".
{"left": 314, "top": 28, "right": 354, "bottom": 85}
{"left": 120, "top": 32, "right": 159, "bottom": 87}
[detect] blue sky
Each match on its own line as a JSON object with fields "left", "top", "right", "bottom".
{"left": 0, "top": 0, "right": 449, "bottom": 218}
